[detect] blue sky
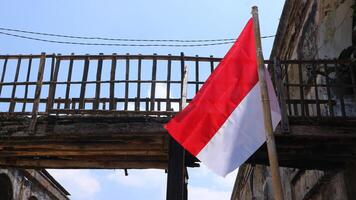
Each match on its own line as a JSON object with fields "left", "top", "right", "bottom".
{"left": 0, "top": 0, "right": 284, "bottom": 199}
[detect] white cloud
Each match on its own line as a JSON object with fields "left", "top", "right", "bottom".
{"left": 155, "top": 83, "right": 168, "bottom": 98}
{"left": 189, "top": 186, "right": 231, "bottom": 200}
{"left": 145, "top": 83, "right": 180, "bottom": 111}
{"left": 48, "top": 169, "right": 100, "bottom": 200}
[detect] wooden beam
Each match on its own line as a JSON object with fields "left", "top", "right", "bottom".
{"left": 166, "top": 138, "right": 186, "bottom": 200}
{"left": 0, "top": 158, "right": 167, "bottom": 169}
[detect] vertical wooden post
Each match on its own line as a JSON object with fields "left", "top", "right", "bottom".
{"left": 252, "top": 6, "right": 284, "bottom": 200}
{"left": 9, "top": 57, "right": 21, "bottom": 112}
{"left": 273, "top": 58, "right": 289, "bottom": 133}
{"left": 94, "top": 53, "right": 103, "bottom": 110}
{"left": 109, "top": 53, "right": 117, "bottom": 110}
{"left": 166, "top": 139, "right": 186, "bottom": 200}
{"left": 166, "top": 61, "right": 188, "bottom": 200}
{"left": 79, "top": 55, "right": 90, "bottom": 110}
{"left": 65, "top": 53, "right": 74, "bottom": 109}
{"left": 166, "top": 54, "right": 172, "bottom": 111}
{"left": 47, "top": 54, "right": 60, "bottom": 114}
{"left": 29, "top": 53, "right": 46, "bottom": 134}
{"left": 23, "top": 56, "right": 33, "bottom": 112}
{"left": 0, "top": 58, "right": 8, "bottom": 96}
{"left": 150, "top": 54, "right": 157, "bottom": 111}
{"left": 124, "top": 53, "right": 130, "bottom": 110}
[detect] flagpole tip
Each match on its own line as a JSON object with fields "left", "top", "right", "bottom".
{"left": 251, "top": 6, "right": 258, "bottom": 14}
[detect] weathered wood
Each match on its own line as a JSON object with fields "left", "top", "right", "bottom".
{"left": 273, "top": 58, "right": 289, "bottom": 132}
{"left": 124, "top": 53, "right": 130, "bottom": 110}
{"left": 47, "top": 54, "right": 61, "bottom": 113}
{"left": 0, "top": 58, "right": 8, "bottom": 96}
{"left": 166, "top": 138, "right": 186, "bottom": 200}
{"left": 284, "top": 63, "right": 292, "bottom": 115}
{"left": 64, "top": 53, "right": 74, "bottom": 109}
{"left": 79, "top": 55, "right": 90, "bottom": 109}
{"left": 22, "top": 57, "right": 32, "bottom": 112}
{"left": 150, "top": 54, "right": 157, "bottom": 111}
{"left": 298, "top": 61, "right": 307, "bottom": 116}
{"left": 28, "top": 53, "right": 46, "bottom": 134}
{"left": 0, "top": 158, "right": 168, "bottom": 169}
{"left": 9, "top": 58, "right": 21, "bottom": 112}
{"left": 181, "top": 63, "right": 188, "bottom": 109}
{"left": 210, "top": 55, "right": 214, "bottom": 73}
{"left": 179, "top": 52, "right": 185, "bottom": 110}
{"left": 109, "top": 53, "right": 117, "bottom": 110}
{"left": 335, "top": 62, "right": 346, "bottom": 117}
{"left": 137, "top": 54, "right": 142, "bottom": 107}
{"left": 94, "top": 53, "right": 103, "bottom": 110}
{"left": 312, "top": 62, "right": 321, "bottom": 116}
{"left": 195, "top": 55, "right": 199, "bottom": 94}
{"left": 0, "top": 149, "right": 167, "bottom": 157}
{"left": 166, "top": 54, "right": 172, "bottom": 111}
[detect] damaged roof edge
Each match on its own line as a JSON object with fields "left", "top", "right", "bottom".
{"left": 269, "top": 0, "right": 293, "bottom": 60}
{"left": 40, "top": 169, "right": 71, "bottom": 196}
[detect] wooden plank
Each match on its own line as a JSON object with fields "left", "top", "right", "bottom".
{"left": 94, "top": 53, "right": 103, "bottom": 110}
{"left": 28, "top": 53, "right": 46, "bottom": 134}
{"left": 0, "top": 58, "right": 8, "bottom": 96}
{"left": 210, "top": 55, "right": 214, "bottom": 73}
{"left": 284, "top": 63, "right": 292, "bottom": 115}
{"left": 298, "top": 61, "right": 306, "bottom": 116}
{"left": 313, "top": 62, "right": 321, "bottom": 116}
{"left": 150, "top": 54, "right": 157, "bottom": 111}
{"left": 273, "top": 58, "right": 289, "bottom": 132}
{"left": 324, "top": 63, "right": 334, "bottom": 116}
{"left": 79, "top": 55, "right": 90, "bottom": 109}
{"left": 124, "top": 53, "right": 130, "bottom": 110}
{"left": 22, "top": 57, "right": 32, "bottom": 112}
{"left": 46, "top": 54, "right": 61, "bottom": 113}
{"left": 0, "top": 149, "right": 167, "bottom": 157}
{"left": 9, "top": 57, "right": 22, "bottom": 112}
{"left": 64, "top": 53, "right": 74, "bottom": 109}
{"left": 137, "top": 54, "right": 142, "bottom": 108}
{"left": 179, "top": 52, "right": 185, "bottom": 111}
{"left": 109, "top": 53, "right": 117, "bottom": 110}
{"left": 0, "top": 158, "right": 167, "bottom": 169}
{"left": 195, "top": 55, "right": 199, "bottom": 94}
{"left": 166, "top": 54, "right": 172, "bottom": 111}
{"left": 49, "top": 54, "right": 55, "bottom": 86}
{"left": 181, "top": 63, "right": 188, "bottom": 109}
{"left": 49, "top": 54, "right": 223, "bottom": 62}
{"left": 166, "top": 138, "right": 186, "bottom": 200}
{"left": 335, "top": 62, "right": 346, "bottom": 117}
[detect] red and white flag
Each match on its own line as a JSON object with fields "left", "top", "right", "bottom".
{"left": 164, "top": 18, "right": 281, "bottom": 176}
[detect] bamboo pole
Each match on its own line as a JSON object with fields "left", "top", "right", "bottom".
{"left": 251, "top": 6, "right": 284, "bottom": 200}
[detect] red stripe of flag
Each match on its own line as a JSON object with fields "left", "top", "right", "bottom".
{"left": 164, "top": 18, "right": 258, "bottom": 156}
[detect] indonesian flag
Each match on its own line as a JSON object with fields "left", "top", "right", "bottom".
{"left": 164, "top": 18, "right": 281, "bottom": 176}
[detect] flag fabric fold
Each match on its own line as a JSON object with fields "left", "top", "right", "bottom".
{"left": 164, "top": 18, "right": 281, "bottom": 176}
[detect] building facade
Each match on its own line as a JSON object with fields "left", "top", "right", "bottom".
{"left": 232, "top": 0, "right": 356, "bottom": 199}
{"left": 0, "top": 168, "right": 69, "bottom": 200}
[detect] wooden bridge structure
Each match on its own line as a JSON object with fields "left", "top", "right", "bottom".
{"left": 1, "top": 53, "right": 356, "bottom": 199}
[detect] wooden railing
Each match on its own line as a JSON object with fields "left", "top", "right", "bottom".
{"left": 0, "top": 53, "right": 220, "bottom": 116}
{"left": 271, "top": 59, "right": 356, "bottom": 119}
{"left": 0, "top": 53, "right": 355, "bottom": 121}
